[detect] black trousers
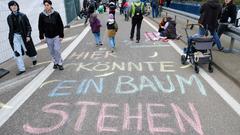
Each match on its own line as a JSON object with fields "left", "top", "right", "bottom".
{"left": 130, "top": 17, "right": 143, "bottom": 41}
{"left": 217, "top": 23, "right": 228, "bottom": 38}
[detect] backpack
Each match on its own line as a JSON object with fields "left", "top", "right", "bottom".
{"left": 134, "top": 3, "right": 143, "bottom": 16}
{"left": 109, "top": 2, "right": 116, "bottom": 11}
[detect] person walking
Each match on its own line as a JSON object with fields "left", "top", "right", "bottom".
{"left": 38, "top": 0, "right": 64, "bottom": 70}
{"left": 109, "top": 0, "right": 117, "bottom": 18}
{"left": 198, "top": 0, "right": 224, "bottom": 51}
{"left": 107, "top": 14, "right": 118, "bottom": 53}
{"left": 129, "top": 0, "right": 145, "bottom": 43}
{"left": 7, "top": 0, "right": 37, "bottom": 76}
{"left": 89, "top": 13, "right": 103, "bottom": 46}
{"left": 85, "top": 0, "right": 96, "bottom": 25}
{"left": 217, "top": 0, "right": 237, "bottom": 38}
{"left": 151, "top": 0, "right": 159, "bottom": 18}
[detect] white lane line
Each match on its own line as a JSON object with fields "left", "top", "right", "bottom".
{"left": 36, "top": 35, "right": 77, "bottom": 51}
{"left": 0, "top": 26, "right": 91, "bottom": 127}
{"left": 70, "top": 23, "right": 85, "bottom": 28}
{"left": 143, "top": 18, "right": 240, "bottom": 117}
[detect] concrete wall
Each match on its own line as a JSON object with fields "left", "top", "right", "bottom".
{"left": 0, "top": 0, "right": 67, "bottom": 64}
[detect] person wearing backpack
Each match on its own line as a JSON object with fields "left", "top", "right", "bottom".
{"left": 109, "top": 1, "right": 117, "bottom": 18}
{"left": 129, "top": 0, "right": 145, "bottom": 43}
{"left": 107, "top": 14, "right": 118, "bottom": 53}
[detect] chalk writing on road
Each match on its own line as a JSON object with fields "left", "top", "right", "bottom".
{"left": 23, "top": 102, "right": 204, "bottom": 135}
{"left": 47, "top": 74, "right": 206, "bottom": 97}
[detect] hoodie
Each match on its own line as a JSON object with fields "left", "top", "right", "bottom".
{"left": 198, "top": 0, "right": 222, "bottom": 33}
{"left": 90, "top": 14, "right": 101, "bottom": 33}
{"left": 38, "top": 9, "right": 64, "bottom": 39}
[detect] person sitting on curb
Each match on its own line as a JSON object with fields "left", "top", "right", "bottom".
{"left": 159, "top": 17, "right": 180, "bottom": 39}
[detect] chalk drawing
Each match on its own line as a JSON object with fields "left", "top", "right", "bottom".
{"left": 149, "top": 52, "right": 158, "bottom": 58}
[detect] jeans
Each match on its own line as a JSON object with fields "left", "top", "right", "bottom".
{"left": 93, "top": 32, "right": 102, "bottom": 45}
{"left": 13, "top": 33, "right": 26, "bottom": 71}
{"left": 151, "top": 5, "right": 159, "bottom": 18}
{"left": 109, "top": 37, "right": 116, "bottom": 48}
{"left": 46, "top": 36, "right": 63, "bottom": 65}
{"left": 190, "top": 27, "right": 223, "bottom": 50}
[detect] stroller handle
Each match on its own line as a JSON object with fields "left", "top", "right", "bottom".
{"left": 185, "top": 23, "right": 204, "bottom": 30}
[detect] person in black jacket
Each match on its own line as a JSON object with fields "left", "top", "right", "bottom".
{"left": 38, "top": 0, "right": 64, "bottom": 70}
{"left": 7, "top": 1, "right": 37, "bottom": 76}
{"left": 217, "top": 0, "right": 237, "bottom": 38}
{"left": 198, "top": 0, "right": 224, "bottom": 51}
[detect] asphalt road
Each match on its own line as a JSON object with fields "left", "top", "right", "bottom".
{"left": 0, "top": 12, "right": 240, "bottom": 135}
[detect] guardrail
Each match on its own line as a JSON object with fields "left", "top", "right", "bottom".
{"left": 162, "top": 7, "right": 240, "bottom": 53}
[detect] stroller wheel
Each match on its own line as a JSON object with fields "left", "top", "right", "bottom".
{"left": 208, "top": 64, "right": 213, "bottom": 73}
{"left": 194, "top": 65, "right": 199, "bottom": 73}
{"left": 181, "top": 55, "right": 186, "bottom": 65}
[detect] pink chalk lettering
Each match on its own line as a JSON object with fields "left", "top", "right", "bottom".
{"left": 147, "top": 104, "right": 175, "bottom": 134}
{"left": 97, "top": 103, "right": 119, "bottom": 132}
{"left": 171, "top": 103, "right": 204, "bottom": 135}
{"left": 123, "top": 103, "right": 143, "bottom": 131}
{"left": 23, "top": 102, "right": 69, "bottom": 134}
{"left": 74, "top": 101, "right": 99, "bottom": 132}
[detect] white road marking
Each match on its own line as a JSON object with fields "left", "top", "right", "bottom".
{"left": 95, "top": 72, "right": 115, "bottom": 77}
{"left": 0, "top": 26, "right": 91, "bottom": 127}
{"left": 149, "top": 51, "right": 158, "bottom": 58}
{"left": 70, "top": 23, "right": 85, "bottom": 28}
{"left": 144, "top": 18, "right": 240, "bottom": 117}
{"left": 0, "top": 102, "right": 13, "bottom": 109}
{"left": 36, "top": 36, "right": 77, "bottom": 51}
{"left": 180, "top": 64, "right": 192, "bottom": 69}
{"left": 39, "top": 80, "right": 61, "bottom": 88}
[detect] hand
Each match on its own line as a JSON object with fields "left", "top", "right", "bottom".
{"left": 40, "top": 39, "right": 45, "bottom": 44}
{"left": 26, "top": 37, "right": 30, "bottom": 42}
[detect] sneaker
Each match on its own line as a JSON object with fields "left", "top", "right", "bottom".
{"left": 136, "top": 40, "right": 140, "bottom": 43}
{"left": 219, "top": 47, "right": 224, "bottom": 52}
{"left": 130, "top": 38, "right": 133, "bottom": 41}
{"left": 16, "top": 70, "right": 25, "bottom": 76}
{"left": 32, "top": 60, "right": 37, "bottom": 65}
{"left": 96, "top": 44, "right": 99, "bottom": 47}
{"left": 58, "top": 65, "right": 64, "bottom": 70}
{"left": 53, "top": 64, "right": 58, "bottom": 69}
{"left": 99, "top": 43, "right": 103, "bottom": 46}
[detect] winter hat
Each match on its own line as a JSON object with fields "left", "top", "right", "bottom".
{"left": 108, "top": 14, "right": 114, "bottom": 19}
{"left": 43, "top": 0, "right": 52, "bottom": 5}
{"left": 8, "top": 1, "right": 19, "bottom": 11}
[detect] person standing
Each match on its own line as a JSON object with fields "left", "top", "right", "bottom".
{"left": 38, "top": 0, "right": 64, "bottom": 70}
{"left": 217, "top": 0, "right": 237, "bottom": 38}
{"left": 7, "top": 1, "right": 37, "bottom": 76}
{"left": 198, "top": 0, "right": 224, "bottom": 51}
{"left": 129, "top": 0, "right": 145, "bottom": 43}
{"left": 107, "top": 14, "right": 118, "bottom": 53}
{"left": 166, "top": 0, "right": 171, "bottom": 7}
{"left": 89, "top": 13, "right": 103, "bottom": 46}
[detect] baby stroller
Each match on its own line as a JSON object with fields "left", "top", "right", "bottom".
{"left": 181, "top": 24, "right": 214, "bottom": 73}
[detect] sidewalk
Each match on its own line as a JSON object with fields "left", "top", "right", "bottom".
{"left": 147, "top": 10, "right": 240, "bottom": 87}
